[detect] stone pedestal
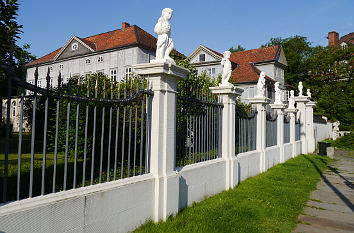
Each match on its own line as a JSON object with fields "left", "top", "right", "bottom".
{"left": 306, "top": 101, "right": 316, "bottom": 153}
{"left": 249, "top": 96, "right": 270, "bottom": 173}
{"left": 210, "top": 85, "right": 243, "bottom": 189}
{"left": 270, "top": 103, "right": 286, "bottom": 162}
{"left": 294, "top": 96, "right": 310, "bottom": 154}
{"left": 285, "top": 108, "right": 297, "bottom": 157}
{"left": 133, "top": 62, "right": 189, "bottom": 222}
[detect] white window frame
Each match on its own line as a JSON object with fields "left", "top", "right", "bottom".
{"left": 12, "top": 101, "right": 16, "bottom": 117}
{"left": 85, "top": 59, "right": 91, "bottom": 65}
{"left": 49, "top": 66, "right": 53, "bottom": 72}
{"left": 110, "top": 68, "right": 117, "bottom": 82}
{"left": 124, "top": 67, "right": 132, "bottom": 79}
{"left": 59, "top": 64, "right": 64, "bottom": 70}
{"left": 96, "top": 70, "right": 104, "bottom": 75}
{"left": 71, "top": 42, "right": 78, "bottom": 51}
{"left": 37, "top": 80, "right": 41, "bottom": 88}
{"left": 97, "top": 56, "right": 103, "bottom": 63}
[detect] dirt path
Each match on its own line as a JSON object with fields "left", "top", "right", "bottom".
{"left": 294, "top": 150, "right": 354, "bottom": 233}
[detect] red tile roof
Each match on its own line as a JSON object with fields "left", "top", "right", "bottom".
{"left": 339, "top": 32, "right": 354, "bottom": 45}
{"left": 229, "top": 45, "right": 280, "bottom": 83}
{"left": 27, "top": 24, "right": 183, "bottom": 66}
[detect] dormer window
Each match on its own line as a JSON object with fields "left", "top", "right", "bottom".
{"left": 199, "top": 54, "right": 205, "bottom": 62}
{"left": 97, "top": 56, "right": 103, "bottom": 63}
{"left": 71, "top": 42, "right": 78, "bottom": 51}
{"left": 85, "top": 59, "right": 91, "bottom": 65}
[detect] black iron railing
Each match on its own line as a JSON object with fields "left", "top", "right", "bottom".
{"left": 0, "top": 65, "right": 152, "bottom": 204}
{"left": 266, "top": 111, "right": 278, "bottom": 147}
{"left": 235, "top": 107, "right": 257, "bottom": 154}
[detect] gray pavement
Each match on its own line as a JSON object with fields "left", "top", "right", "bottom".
{"left": 294, "top": 150, "right": 354, "bottom": 233}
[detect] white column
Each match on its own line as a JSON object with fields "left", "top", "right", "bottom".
{"left": 210, "top": 85, "right": 243, "bottom": 189}
{"left": 294, "top": 96, "right": 309, "bottom": 154}
{"left": 249, "top": 96, "right": 270, "bottom": 173}
{"left": 133, "top": 62, "right": 189, "bottom": 222}
{"left": 285, "top": 108, "right": 297, "bottom": 157}
{"left": 306, "top": 101, "right": 316, "bottom": 153}
{"left": 270, "top": 103, "right": 286, "bottom": 162}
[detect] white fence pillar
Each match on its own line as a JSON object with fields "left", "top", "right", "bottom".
{"left": 249, "top": 97, "right": 270, "bottom": 173}
{"left": 133, "top": 62, "right": 189, "bottom": 222}
{"left": 210, "top": 85, "right": 243, "bottom": 189}
{"left": 285, "top": 108, "right": 297, "bottom": 157}
{"left": 270, "top": 104, "right": 286, "bottom": 162}
{"left": 294, "top": 96, "right": 309, "bottom": 154}
{"left": 306, "top": 101, "right": 316, "bottom": 153}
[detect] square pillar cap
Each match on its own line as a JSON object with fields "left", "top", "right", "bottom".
{"left": 270, "top": 103, "right": 286, "bottom": 109}
{"left": 249, "top": 96, "right": 270, "bottom": 104}
{"left": 294, "top": 96, "right": 310, "bottom": 102}
{"left": 306, "top": 101, "right": 317, "bottom": 107}
{"left": 209, "top": 85, "right": 244, "bottom": 96}
{"left": 285, "top": 108, "right": 298, "bottom": 113}
{"left": 132, "top": 62, "right": 189, "bottom": 80}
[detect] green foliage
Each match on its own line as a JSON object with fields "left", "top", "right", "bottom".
{"left": 305, "top": 45, "right": 354, "bottom": 130}
{"left": 135, "top": 155, "right": 329, "bottom": 233}
{"left": 229, "top": 45, "right": 245, "bottom": 52}
{"left": 0, "top": 0, "right": 36, "bottom": 96}
{"left": 329, "top": 133, "right": 354, "bottom": 150}
{"left": 262, "top": 36, "right": 312, "bottom": 87}
{"left": 0, "top": 119, "right": 12, "bottom": 137}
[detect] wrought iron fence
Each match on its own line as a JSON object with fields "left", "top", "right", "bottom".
{"left": 0, "top": 65, "right": 152, "bottom": 204}
{"left": 295, "top": 115, "right": 301, "bottom": 141}
{"left": 176, "top": 81, "right": 223, "bottom": 167}
{"left": 283, "top": 114, "right": 290, "bottom": 143}
{"left": 266, "top": 111, "right": 278, "bottom": 147}
{"left": 235, "top": 107, "right": 257, "bottom": 154}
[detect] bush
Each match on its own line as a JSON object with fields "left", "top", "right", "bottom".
{"left": 330, "top": 132, "right": 354, "bottom": 150}
{"left": 0, "top": 119, "right": 13, "bottom": 137}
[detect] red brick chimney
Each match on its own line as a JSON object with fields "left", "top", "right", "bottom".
{"left": 328, "top": 31, "right": 339, "bottom": 47}
{"left": 122, "top": 22, "right": 130, "bottom": 30}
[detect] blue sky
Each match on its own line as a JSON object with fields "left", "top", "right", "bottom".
{"left": 17, "top": 0, "right": 354, "bottom": 59}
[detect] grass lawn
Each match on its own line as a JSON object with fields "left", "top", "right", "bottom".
{"left": 135, "top": 154, "right": 330, "bottom": 233}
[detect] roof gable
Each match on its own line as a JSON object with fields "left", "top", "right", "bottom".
{"left": 187, "top": 45, "right": 223, "bottom": 63}
{"left": 276, "top": 46, "right": 288, "bottom": 66}
{"left": 54, "top": 35, "right": 95, "bottom": 61}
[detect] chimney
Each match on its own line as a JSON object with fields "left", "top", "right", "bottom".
{"left": 328, "top": 31, "right": 339, "bottom": 47}
{"left": 122, "top": 22, "right": 130, "bottom": 30}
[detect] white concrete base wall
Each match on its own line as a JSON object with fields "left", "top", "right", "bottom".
{"left": 314, "top": 122, "right": 333, "bottom": 144}
{"left": 284, "top": 143, "right": 293, "bottom": 161}
{"left": 234, "top": 151, "right": 261, "bottom": 183}
{"left": 177, "top": 158, "right": 226, "bottom": 210}
{"left": 0, "top": 174, "right": 155, "bottom": 233}
{"left": 265, "top": 146, "right": 281, "bottom": 171}
{"left": 296, "top": 141, "right": 302, "bottom": 156}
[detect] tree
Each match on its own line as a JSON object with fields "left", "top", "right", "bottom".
{"left": 262, "top": 36, "right": 312, "bottom": 87}
{"left": 305, "top": 45, "right": 354, "bottom": 130}
{"left": 0, "top": 0, "right": 35, "bottom": 96}
{"left": 229, "top": 45, "right": 245, "bottom": 53}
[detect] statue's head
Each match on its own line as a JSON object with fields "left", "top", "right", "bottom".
{"left": 299, "top": 81, "right": 302, "bottom": 86}
{"left": 290, "top": 90, "right": 294, "bottom": 97}
{"left": 260, "top": 71, "right": 265, "bottom": 78}
{"left": 162, "top": 8, "right": 173, "bottom": 20}
{"left": 275, "top": 82, "right": 279, "bottom": 89}
{"left": 223, "top": 50, "right": 231, "bottom": 59}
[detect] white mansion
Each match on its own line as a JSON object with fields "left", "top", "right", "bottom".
{"left": 25, "top": 22, "right": 181, "bottom": 89}
{"left": 188, "top": 44, "right": 289, "bottom": 103}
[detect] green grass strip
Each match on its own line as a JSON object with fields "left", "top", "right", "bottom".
{"left": 135, "top": 154, "right": 330, "bottom": 233}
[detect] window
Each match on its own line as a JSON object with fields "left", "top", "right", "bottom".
{"left": 211, "top": 68, "right": 215, "bottom": 74}
{"left": 59, "top": 64, "right": 64, "bottom": 70}
{"left": 37, "top": 80, "right": 41, "bottom": 88}
{"left": 199, "top": 54, "right": 205, "bottom": 62}
{"left": 71, "top": 42, "right": 78, "bottom": 51}
{"left": 97, "top": 56, "right": 103, "bottom": 63}
{"left": 85, "top": 59, "right": 91, "bottom": 65}
{"left": 49, "top": 66, "right": 53, "bottom": 72}
{"left": 110, "top": 69, "right": 117, "bottom": 82}
{"left": 85, "top": 73, "right": 91, "bottom": 79}
{"left": 96, "top": 70, "right": 104, "bottom": 75}
{"left": 125, "top": 67, "right": 132, "bottom": 79}
{"left": 249, "top": 87, "right": 254, "bottom": 98}
{"left": 12, "top": 101, "right": 16, "bottom": 117}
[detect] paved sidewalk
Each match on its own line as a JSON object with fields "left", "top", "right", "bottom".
{"left": 294, "top": 150, "right": 354, "bottom": 233}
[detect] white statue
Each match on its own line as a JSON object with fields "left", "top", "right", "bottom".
{"left": 256, "top": 72, "right": 266, "bottom": 97}
{"left": 307, "top": 89, "right": 311, "bottom": 98}
{"left": 288, "top": 90, "right": 295, "bottom": 109}
{"left": 298, "top": 81, "right": 303, "bottom": 96}
{"left": 151, "top": 8, "right": 175, "bottom": 65}
{"left": 274, "top": 82, "right": 282, "bottom": 104}
{"left": 333, "top": 121, "right": 340, "bottom": 140}
{"left": 220, "top": 51, "right": 232, "bottom": 87}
